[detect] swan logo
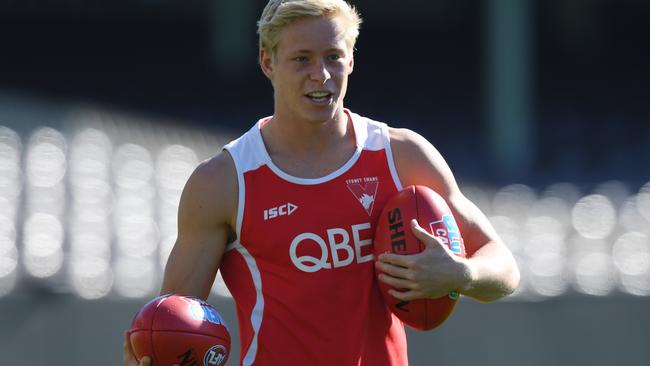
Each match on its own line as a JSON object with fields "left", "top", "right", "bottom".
{"left": 346, "top": 177, "right": 379, "bottom": 216}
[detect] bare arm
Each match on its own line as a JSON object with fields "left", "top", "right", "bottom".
{"left": 123, "top": 151, "right": 237, "bottom": 366}
{"left": 160, "top": 151, "right": 238, "bottom": 299}
{"left": 376, "top": 128, "right": 519, "bottom": 302}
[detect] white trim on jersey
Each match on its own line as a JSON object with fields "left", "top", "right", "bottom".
{"left": 223, "top": 137, "right": 256, "bottom": 253}
{"left": 232, "top": 240, "right": 265, "bottom": 366}
{"left": 224, "top": 109, "right": 397, "bottom": 186}
{"left": 223, "top": 122, "right": 268, "bottom": 176}
{"left": 348, "top": 110, "right": 403, "bottom": 190}
{"left": 351, "top": 112, "right": 383, "bottom": 152}
{"left": 223, "top": 140, "right": 264, "bottom": 365}
{"left": 255, "top": 111, "right": 365, "bottom": 185}
{"left": 379, "top": 121, "right": 404, "bottom": 191}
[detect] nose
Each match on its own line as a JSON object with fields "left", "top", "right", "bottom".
{"left": 309, "top": 58, "right": 331, "bottom": 84}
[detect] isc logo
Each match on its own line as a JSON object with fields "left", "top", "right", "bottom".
{"left": 264, "top": 202, "right": 298, "bottom": 220}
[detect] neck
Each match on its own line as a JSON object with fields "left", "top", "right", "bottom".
{"left": 264, "top": 107, "right": 351, "bottom": 155}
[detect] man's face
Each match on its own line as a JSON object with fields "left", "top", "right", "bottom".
{"left": 261, "top": 14, "right": 354, "bottom": 124}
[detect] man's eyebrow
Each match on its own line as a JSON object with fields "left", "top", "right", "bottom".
{"left": 291, "top": 47, "right": 345, "bottom": 54}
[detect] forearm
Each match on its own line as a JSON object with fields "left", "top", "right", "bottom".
{"left": 459, "top": 240, "right": 520, "bottom": 302}
{"left": 159, "top": 235, "right": 227, "bottom": 300}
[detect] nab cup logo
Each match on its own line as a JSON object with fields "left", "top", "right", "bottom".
{"left": 204, "top": 345, "right": 227, "bottom": 366}
{"left": 430, "top": 215, "right": 464, "bottom": 300}
{"left": 429, "top": 214, "right": 464, "bottom": 255}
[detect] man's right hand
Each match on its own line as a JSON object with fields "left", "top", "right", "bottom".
{"left": 123, "top": 332, "right": 151, "bottom": 366}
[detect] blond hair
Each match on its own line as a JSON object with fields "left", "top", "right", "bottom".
{"left": 257, "top": 0, "right": 362, "bottom": 56}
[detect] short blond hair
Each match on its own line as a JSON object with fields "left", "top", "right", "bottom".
{"left": 257, "top": 0, "right": 362, "bottom": 57}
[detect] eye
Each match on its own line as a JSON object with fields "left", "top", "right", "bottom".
{"left": 293, "top": 56, "right": 308, "bottom": 62}
{"left": 328, "top": 54, "right": 342, "bottom": 61}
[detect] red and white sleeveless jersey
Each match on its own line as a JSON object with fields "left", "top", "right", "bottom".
{"left": 221, "top": 110, "right": 408, "bottom": 366}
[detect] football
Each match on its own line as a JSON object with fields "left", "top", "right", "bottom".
{"left": 128, "top": 294, "right": 231, "bottom": 366}
{"left": 374, "top": 185, "right": 466, "bottom": 330}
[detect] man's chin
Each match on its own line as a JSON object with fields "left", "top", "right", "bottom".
{"left": 299, "top": 106, "right": 341, "bottom": 124}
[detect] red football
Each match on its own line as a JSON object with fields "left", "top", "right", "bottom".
{"left": 128, "top": 294, "right": 231, "bottom": 366}
{"left": 374, "top": 185, "right": 466, "bottom": 330}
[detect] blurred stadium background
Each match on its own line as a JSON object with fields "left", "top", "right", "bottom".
{"left": 1, "top": 0, "right": 649, "bottom": 365}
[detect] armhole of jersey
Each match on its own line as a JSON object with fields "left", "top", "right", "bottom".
{"left": 223, "top": 146, "right": 245, "bottom": 253}
{"left": 382, "top": 124, "right": 403, "bottom": 191}
{"left": 221, "top": 146, "right": 264, "bottom": 366}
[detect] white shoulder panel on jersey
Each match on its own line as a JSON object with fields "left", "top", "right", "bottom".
{"left": 349, "top": 111, "right": 388, "bottom": 152}
{"left": 349, "top": 111, "right": 403, "bottom": 191}
{"left": 223, "top": 118, "right": 269, "bottom": 252}
{"left": 223, "top": 118, "right": 269, "bottom": 175}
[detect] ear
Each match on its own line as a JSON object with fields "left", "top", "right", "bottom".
{"left": 348, "top": 54, "right": 354, "bottom": 75}
{"left": 259, "top": 48, "right": 274, "bottom": 80}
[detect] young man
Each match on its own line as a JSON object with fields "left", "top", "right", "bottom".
{"left": 124, "top": 0, "right": 519, "bottom": 365}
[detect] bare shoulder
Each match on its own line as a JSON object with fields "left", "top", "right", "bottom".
{"left": 179, "top": 150, "right": 238, "bottom": 230}
{"left": 387, "top": 126, "right": 428, "bottom": 147}
{"left": 162, "top": 151, "right": 237, "bottom": 297}
{"left": 186, "top": 150, "right": 237, "bottom": 194}
{"left": 388, "top": 127, "right": 443, "bottom": 164}
{"left": 388, "top": 127, "right": 457, "bottom": 197}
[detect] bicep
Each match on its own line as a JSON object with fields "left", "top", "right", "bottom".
{"left": 390, "top": 128, "right": 501, "bottom": 256}
{"left": 160, "top": 153, "right": 237, "bottom": 300}
{"left": 161, "top": 227, "right": 229, "bottom": 300}
{"left": 446, "top": 192, "right": 501, "bottom": 256}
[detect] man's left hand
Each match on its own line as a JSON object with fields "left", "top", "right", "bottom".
{"left": 375, "top": 219, "right": 471, "bottom": 301}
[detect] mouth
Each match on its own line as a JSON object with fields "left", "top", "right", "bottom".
{"left": 304, "top": 91, "right": 334, "bottom": 104}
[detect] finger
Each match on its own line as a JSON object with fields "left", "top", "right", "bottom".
{"left": 123, "top": 331, "right": 134, "bottom": 364}
{"left": 377, "top": 251, "right": 415, "bottom": 268}
{"left": 410, "top": 219, "right": 429, "bottom": 239}
{"left": 378, "top": 273, "right": 417, "bottom": 290}
{"left": 123, "top": 335, "right": 128, "bottom": 354}
{"left": 123, "top": 331, "right": 130, "bottom": 350}
{"left": 410, "top": 219, "right": 451, "bottom": 253}
{"left": 124, "top": 331, "right": 150, "bottom": 366}
{"left": 387, "top": 288, "right": 422, "bottom": 302}
{"left": 389, "top": 287, "right": 452, "bottom": 301}
{"left": 375, "top": 261, "right": 414, "bottom": 280}
{"left": 410, "top": 219, "right": 436, "bottom": 245}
